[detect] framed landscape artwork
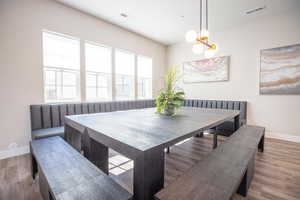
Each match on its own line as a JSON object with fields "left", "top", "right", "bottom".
{"left": 260, "top": 43, "right": 300, "bottom": 94}
{"left": 183, "top": 56, "right": 230, "bottom": 83}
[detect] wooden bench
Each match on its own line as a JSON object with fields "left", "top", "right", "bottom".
{"left": 30, "top": 136, "right": 132, "bottom": 200}
{"left": 155, "top": 125, "right": 265, "bottom": 200}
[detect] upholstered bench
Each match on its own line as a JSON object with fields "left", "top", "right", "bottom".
{"left": 30, "top": 100, "right": 155, "bottom": 140}
{"left": 30, "top": 99, "right": 246, "bottom": 140}
{"left": 155, "top": 125, "right": 265, "bottom": 200}
{"left": 30, "top": 136, "right": 132, "bottom": 200}
{"left": 184, "top": 99, "right": 247, "bottom": 136}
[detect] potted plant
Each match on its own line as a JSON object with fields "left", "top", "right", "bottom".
{"left": 155, "top": 68, "right": 185, "bottom": 116}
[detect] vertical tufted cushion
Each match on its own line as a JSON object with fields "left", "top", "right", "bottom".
{"left": 82, "top": 103, "right": 89, "bottom": 114}
{"left": 142, "top": 100, "right": 147, "bottom": 108}
{"left": 207, "top": 101, "right": 212, "bottom": 108}
{"left": 197, "top": 100, "right": 203, "bottom": 108}
{"left": 240, "top": 102, "right": 247, "bottom": 121}
{"left": 94, "top": 103, "right": 100, "bottom": 113}
{"left": 119, "top": 101, "right": 124, "bottom": 110}
{"left": 88, "top": 103, "right": 95, "bottom": 113}
{"left": 99, "top": 103, "right": 106, "bottom": 112}
{"left": 67, "top": 104, "right": 75, "bottom": 115}
{"left": 114, "top": 101, "right": 120, "bottom": 110}
{"left": 202, "top": 100, "right": 208, "bottom": 108}
{"left": 129, "top": 101, "right": 135, "bottom": 109}
{"left": 216, "top": 101, "right": 223, "bottom": 109}
{"left": 150, "top": 99, "right": 155, "bottom": 107}
{"left": 41, "top": 105, "right": 51, "bottom": 128}
{"left": 109, "top": 102, "right": 114, "bottom": 112}
{"left": 59, "top": 104, "right": 67, "bottom": 126}
{"left": 74, "top": 104, "right": 82, "bottom": 115}
{"left": 30, "top": 105, "right": 42, "bottom": 130}
{"left": 183, "top": 100, "right": 188, "bottom": 106}
{"left": 233, "top": 101, "right": 240, "bottom": 111}
{"left": 51, "top": 105, "right": 60, "bottom": 127}
{"left": 191, "top": 100, "right": 197, "bottom": 107}
{"left": 222, "top": 101, "right": 228, "bottom": 109}
{"left": 211, "top": 100, "right": 217, "bottom": 109}
{"left": 134, "top": 101, "right": 139, "bottom": 109}
{"left": 122, "top": 101, "right": 128, "bottom": 110}
{"left": 106, "top": 102, "right": 111, "bottom": 112}
{"left": 227, "top": 101, "right": 234, "bottom": 110}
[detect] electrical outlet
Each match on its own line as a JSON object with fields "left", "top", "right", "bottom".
{"left": 8, "top": 143, "right": 18, "bottom": 149}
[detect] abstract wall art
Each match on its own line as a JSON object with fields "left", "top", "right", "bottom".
{"left": 183, "top": 56, "right": 230, "bottom": 83}
{"left": 260, "top": 44, "right": 300, "bottom": 94}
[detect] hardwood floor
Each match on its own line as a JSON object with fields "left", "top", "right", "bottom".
{"left": 0, "top": 135, "right": 300, "bottom": 200}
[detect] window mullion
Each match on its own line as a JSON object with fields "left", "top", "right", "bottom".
{"left": 134, "top": 54, "right": 138, "bottom": 100}
{"left": 60, "top": 70, "right": 63, "bottom": 100}
{"left": 80, "top": 39, "right": 86, "bottom": 102}
{"left": 111, "top": 48, "right": 116, "bottom": 101}
{"left": 96, "top": 73, "right": 99, "bottom": 98}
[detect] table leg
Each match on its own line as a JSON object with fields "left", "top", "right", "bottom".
{"left": 134, "top": 147, "right": 165, "bottom": 200}
{"left": 258, "top": 134, "right": 265, "bottom": 153}
{"left": 213, "top": 131, "right": 218, "bottom": 149}
{"left": 64, "top": 124, "right": 82, "bottom": 152}
{"left": 234, "top": 114, "right": 240, "bottom": 131}
{"left": 83, "top": 132, "right": 109, "bottom": 174}
{"left": 30, "top": 144, "right": 37, "bottom": 180}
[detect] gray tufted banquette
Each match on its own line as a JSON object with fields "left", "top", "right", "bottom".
{"left": 30, "top": 99, "right": 246, "bottom": 139}
{"left": 30, "top": 100, "right": 155, "bottom": 139}
{"left": 183, "top": 99, "right": 247, "bottom": 136}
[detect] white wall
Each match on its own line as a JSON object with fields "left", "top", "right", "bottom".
{"left": 167, "top": 10, "right": 300, "bottom": 142}
{"left": 0, "top": 0, "right": 166, "bottom": 158}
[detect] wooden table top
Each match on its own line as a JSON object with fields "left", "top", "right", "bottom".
{"left": 65, "top": 107, "right": 239, "bottom": 157}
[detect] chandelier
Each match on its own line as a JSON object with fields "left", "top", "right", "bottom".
{"left": 185, "top": 0, "right": 218, "bottom": 57}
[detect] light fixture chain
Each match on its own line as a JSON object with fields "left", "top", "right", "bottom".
{"left": 206, "top": 0, "right": 208, "bottom": 31}
{"left": 200, "top": 0, "right": 202, "bottom": 36}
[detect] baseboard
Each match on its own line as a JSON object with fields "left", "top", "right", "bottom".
{"left": 266, "top": 131, "right": 300, "bottom": 143}
{"left": 0, "top": 145, "right": 30, "bottom": 160}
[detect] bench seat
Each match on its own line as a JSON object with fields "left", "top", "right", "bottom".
{"left": 155, "top": 125, "right": 265, "bottom": 200}
{"left": 30, "top": 136, "right": 132, "bottom": 200}
{"left": 32, "top": 126, "right": 64, "bottom": 139}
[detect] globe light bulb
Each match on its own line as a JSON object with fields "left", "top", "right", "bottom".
{"left": 192, "top": 43, "right": 204, "bottom": 54}
{"left": 204, "top": 48, "right": 216, "bottom": 58}
{"left": 200, "top": 29, "right": 209, "bottom": 39}
{"left": 185, "top": 30, "right": 197, "bottom": 43}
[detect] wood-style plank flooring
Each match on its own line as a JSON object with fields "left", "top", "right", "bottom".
{"left": 0, "top": 135, "right": 300, "bottom": 200}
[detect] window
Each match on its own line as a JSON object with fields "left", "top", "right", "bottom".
{"left": 85, "top": 42, "right": 112, "bottom": 101}
{"left": 137, "top": 56, "right": 153, "bottom": 99}
{"left": 115, "top": 49, "right": 135, "bottom": 100}
{"left": 43, "top": 32, "right": 80, "bottom": 102}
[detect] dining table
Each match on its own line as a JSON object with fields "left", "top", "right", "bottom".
{"left": 64, "top": 107, "right": 240, "bottom": 200}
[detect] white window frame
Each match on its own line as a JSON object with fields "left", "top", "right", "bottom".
{"left": 42, "top": 30, "right": 81, "bottom": 103}
{"left": 137, "top": 55, "right": 153, "bottom": 99}
{"left": 41, "top": 31, "right": 154, "bottom": 103}
{"left": 85, "top": 41, "right": 113, "bottom": 101}
{"left": 114, "top": 48, "right": 136, "bottom": 100}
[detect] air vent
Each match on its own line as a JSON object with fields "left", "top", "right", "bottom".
{"left": 120, "top": 13, "right": 128, "bottom": 18}
{"left": 245, "top": 6, "right": 266, "bottom": 15}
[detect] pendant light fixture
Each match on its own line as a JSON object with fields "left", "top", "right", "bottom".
{"left": 185, "top": 0, "right": 218, "bottom": 57}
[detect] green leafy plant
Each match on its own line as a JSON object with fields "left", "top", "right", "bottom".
{"left": 155, "top": 67, "right": 185, "bottom": 116}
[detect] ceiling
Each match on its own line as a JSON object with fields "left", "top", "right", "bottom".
{"left": 56, "top": 0, "right": 300, "bottom": 45}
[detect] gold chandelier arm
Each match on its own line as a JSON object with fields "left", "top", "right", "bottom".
{"left": 196, "top": 39, "right": 216, "bottom": 50}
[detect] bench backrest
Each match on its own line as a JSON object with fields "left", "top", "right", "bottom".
{"left": 184, "top": 99, "right": 247, "bottom": 122}
{"left": 30, "top": 99, "right": 247, "bottom": 131}
{"left": 30, "top": 99, "right": 155, "bottom": 130}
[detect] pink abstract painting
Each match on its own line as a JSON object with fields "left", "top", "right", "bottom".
{"left": 183, "top": 56, "right": 230, "bottom": 83}
{"left": 260, "top": 44, "right": 300, "bottom": 94}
